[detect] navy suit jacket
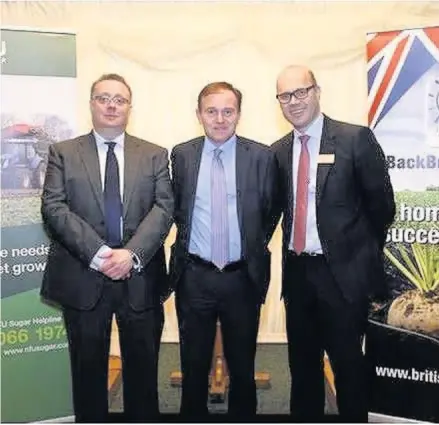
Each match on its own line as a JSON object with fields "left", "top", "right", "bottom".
{"left": 169, "top": 136, "right": 278, "bottom": 304}
{"left": 272, "top": 115, "right": 395, "bottom": 304}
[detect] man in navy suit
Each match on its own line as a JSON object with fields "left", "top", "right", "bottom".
{"left": 170, "top": 81, "right": 278, "bottom": 419}
{"left": 272, "top": 65, "right": 395, "bottom": 422}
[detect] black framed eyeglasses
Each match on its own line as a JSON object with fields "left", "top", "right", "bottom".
{"left": 92, "top": 94, "right": 130, "bottom": 106}
{"left": 276, "top": 85, "right": 315, "bottom": 104}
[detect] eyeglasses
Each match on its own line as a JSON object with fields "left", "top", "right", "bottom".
{"left": 276, "top": 85, "right": 315, "bottom": 104}
{"left": 92, "top": 95, "right": 130, "bottom": 106}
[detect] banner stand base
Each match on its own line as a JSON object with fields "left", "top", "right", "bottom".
{"left": 369, "top": 412, "right": 432, "bottom": 423}
{"left": 35, "top": 415, "right": 75, "bottom": 423}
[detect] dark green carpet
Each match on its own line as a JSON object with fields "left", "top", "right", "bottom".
{"left": 109, "top": 343, "right": 338, "bottom": 416}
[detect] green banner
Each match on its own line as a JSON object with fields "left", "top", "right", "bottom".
{"left": 1, "top": 28, "right": 76, "bottom": 422}
{"left": 366, "top": 27, "right": 439, "bottom": 422}
{"left": 1, "top": 29, "right": 76, "bottom": 77}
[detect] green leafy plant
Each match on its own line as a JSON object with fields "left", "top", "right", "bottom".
{"left": 384, "top": 243, "right": 439, "bottom": 293}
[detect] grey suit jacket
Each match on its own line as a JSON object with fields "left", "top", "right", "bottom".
{"left": 169, "top": 136, "right": 278, "bottom": 304}
{"left": 272, "top": 115, "right": 395, "bottom": 304}
{"left": 40, "top": 132, "right": 174, "bottom": 311}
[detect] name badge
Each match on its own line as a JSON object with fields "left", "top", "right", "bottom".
{"left": 318, "top": 154, "right": 335, "bottom": 164}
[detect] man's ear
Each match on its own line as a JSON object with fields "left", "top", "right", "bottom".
{"left": 195, "top": 108, "right": 202, "bottom": 124}
{"left": 315, "top": 85, "right": 321, "bottom": 100}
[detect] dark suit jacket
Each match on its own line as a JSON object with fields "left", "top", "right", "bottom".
{"left": 169, "top": 136, "right": 278, "bottom": 304}
{"left": 271, "top": 115, "right": 395, "bottom": 304}
{"left": 40, "top": 132, "right": 174, "bottom": 311}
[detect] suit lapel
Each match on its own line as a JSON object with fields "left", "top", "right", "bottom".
{"left": 78, "top": 133, "right": 104, "bottom": 216}
{"left": 235, "top": 137, "right": 250, "bottom": 234}
{"left": 123, "top": 134, "right": 141, "bottom": 219}
{"left": 316, "top": 115, "right": 336, "bottom": 208}
{"left": 186, "top": 138, "right": 204, "bottom": 229}
{"left": 279, "top": 133, "right": 294, "bottom": 227}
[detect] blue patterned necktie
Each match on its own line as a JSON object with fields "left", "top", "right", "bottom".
{"left": 104, "top": 142, "right": 122, "bottom": 247}
{"left": 211, "top": 148, "right": 229, "bottom": 269}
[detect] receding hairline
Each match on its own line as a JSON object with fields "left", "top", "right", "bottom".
{"left": 197, "top": 81, "right": 242, "bottom": 112}
{"left": 90, "top": 73, "right": 132, "bottom": 100}
{"left": 277, "top": 65, "right": 318, "bottom": 87}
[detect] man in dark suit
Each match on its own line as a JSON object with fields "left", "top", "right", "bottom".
{"left": 271, "top": 65, "right": 395, "bottom": 422}
{"left": 41, "top": 74, "right": 174, "bottom": 423}
{"left": 169, "top": 82, "right": 277, "bottom": 419}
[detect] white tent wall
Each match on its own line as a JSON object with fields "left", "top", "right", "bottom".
{"left": 2, "top": 1, "right": 438, "bottom": 353}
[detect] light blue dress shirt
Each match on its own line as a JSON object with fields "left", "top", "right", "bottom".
{"left": 189, "top": 135, "right": 242, "bottom": 263}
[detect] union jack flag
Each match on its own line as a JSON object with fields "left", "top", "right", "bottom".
{"left": 367, "top": 26, "right": 439, "bottom": 129}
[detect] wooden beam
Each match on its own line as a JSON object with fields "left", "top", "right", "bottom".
{"left": 324, "top": 356, "right": 335, "bottom": 394}
{"left": 108, "top": 355, "right": 122, "bottom": 391}
{"left": 170, "top": 321, "right": 271, "bottom": 403}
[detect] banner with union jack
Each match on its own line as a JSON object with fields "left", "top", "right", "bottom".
{"left": 366, "top": 26, "right": 439, "bottom": 424}
{"left": 367, "top": 26, "right": 439, "bottom": 190}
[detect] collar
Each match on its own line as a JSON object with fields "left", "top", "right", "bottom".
{"left": 293, "top": 113, "right": 324, "bottom": 143}
{"left": 93, "top": 130, "right": 125, "bottom": 148}
{"left": 203, "top": 134, "right": 237, "bottom": 154}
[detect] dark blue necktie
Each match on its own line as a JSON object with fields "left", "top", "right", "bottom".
{"left": 104, "top": 142, "right": 122, "bottom": 247}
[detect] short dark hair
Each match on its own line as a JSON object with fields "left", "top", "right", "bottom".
{"left": 197, "top": 82, "right": 242, "bottom": 112}
{"left": 90, "top": 73, "right": 132, "bottom": 100}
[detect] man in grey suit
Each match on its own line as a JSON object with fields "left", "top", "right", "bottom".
{"left": 41, "top": 74, "right": 174, "bottom": 422}
{"left": 169, "top": 82, "right": 278, "bottom": 419}
{"left": 272, "top": 65, "right": 395, "bottom": 422}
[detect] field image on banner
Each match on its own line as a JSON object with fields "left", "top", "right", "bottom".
{"left": 366, "top": 26, "right": 439, "bottom": 423}
{"left": 1, "top": 28, "right": 77, "bottom": 422}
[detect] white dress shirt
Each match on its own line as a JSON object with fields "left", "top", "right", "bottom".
{"left": 89, "top": 131, "right": 126, "bottom": 271}
{"left": 94, "top": 130, "right": 125, "bottom": 198}
{"left": 288, "top": 113, "right": 324, "bottom": 254}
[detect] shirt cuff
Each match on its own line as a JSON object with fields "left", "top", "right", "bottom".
{"left": 90, "top": 245, "right": 111, "bottom": 271}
